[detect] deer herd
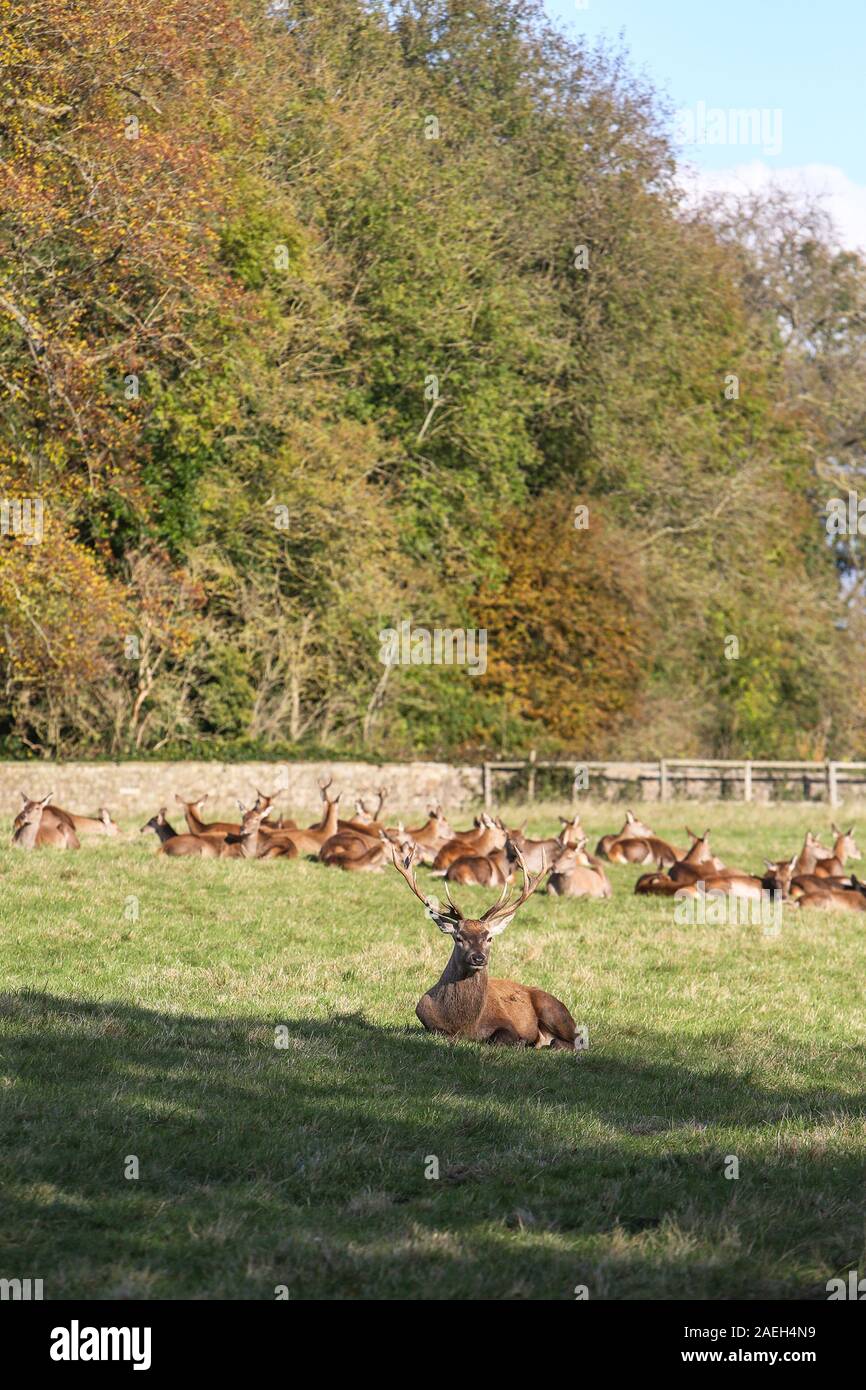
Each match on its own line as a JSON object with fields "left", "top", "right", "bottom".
{"left": 10, "top": 785, "right": 863, "bottom": 1054}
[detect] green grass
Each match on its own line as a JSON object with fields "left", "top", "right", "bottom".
{"left": 1, "top": 799, "right": 864, "bottom": 1300}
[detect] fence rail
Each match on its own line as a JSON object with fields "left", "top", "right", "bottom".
{"left": 482, "top": 757, "right": 866, "bottom": 808}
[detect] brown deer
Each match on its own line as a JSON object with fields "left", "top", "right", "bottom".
{"left": 13, "top": 793, "right": 80, "bottom": 850}
{"left": 431, "top": 814, "right": 506, "bottom": 875}
{"left": 404, "top": 805, "right": 456, "bottom": 863}
{"left": 175, "top": 794, "right": 241, "bottom": 837}
{"left": 812, "top": 825, "right": 860, "bottom": 878}
{"left": 795, "top": 874, "right": 866, "bottom": 912}
{"left": 792, "top": 830, "right": 834, "bottom": 876}
{"left": 547, "top": 838, "right": 611, "bottom": 898}
{"left": 668, "top": 829, "right": 726, "bottom": 884}
{"left": 140, "top": 808, "right": 179, "bottom": 844}
{"left": 507, "top": 815, "right": 584, "bottom": 875}
{"left": 445, "top": 839, "right": 519, "bottom": 887}
{"left": 15, "top": 792, "right": 117, "bottom": 837}
{"left": 320, "top": 829, "right": 411, "bottom": 872}
{"left": 634, "top": 870, "right": 693, "bottom": 897}
{"left": 392, "top": 846, "right": 580, "bottom": 1051}
{"left": 595, "top": 810, "right": 655, "bottom": 859}
{"left": 267, "top": 783, "right": 343, "bottom": 856}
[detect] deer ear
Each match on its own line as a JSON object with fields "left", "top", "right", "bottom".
{"left": 19, "top": 790, "right": 28, "bottom": 805}
{"left": 626, "top": 810, "right": 635, "bottom": 823}
{"left": 764, "top": 859, "right": 775, "bottom": 872}
{"left": 847, "top": 826, "right": 855, "bottom": 837}
{"left": 237, "top": 800, "right": 246, "bottom": 814}
{"left": 487, "top": 914, "right": 514, "bottom": 935}
{"left": 426, "top": 903, "right": 458, "bottom": 934}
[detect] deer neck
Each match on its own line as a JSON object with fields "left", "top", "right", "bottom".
{"left": 15, "top": 817, "right": 40, "bottom": 849}
{"left": 157, "top": 820, "right": 178, "bottom": 843}
{"left": 185, "top": 804, "right": 208, "bottom": 834}
{"left": 436, "top": 953, "right": 488, "bottom": 1024}
{"left": 833, "top": 836, "right": 847, "bottom": 865}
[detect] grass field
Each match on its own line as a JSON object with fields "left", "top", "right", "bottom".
{"left": 1, "top": 799, "right": 864, "bottom": 1301}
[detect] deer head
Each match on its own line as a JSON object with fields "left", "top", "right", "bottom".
{"left": 832, "top": 824, "right": 860, "bottom": 860}
{"left": 392, "top": 844, "right": 545, "bottom": 974}
{"left": 18, "top": 791, "right": 52, "bottom": 826}
{"left": 624, "top": 809, "right": 653, "bottom": 837}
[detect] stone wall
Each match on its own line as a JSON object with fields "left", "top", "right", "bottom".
{"left": 3, "top": 761, "right": 484, "bottom": 821}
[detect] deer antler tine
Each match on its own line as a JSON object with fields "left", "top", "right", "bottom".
{"left": 442, "top": 879, "right": 466, "bottom": 921}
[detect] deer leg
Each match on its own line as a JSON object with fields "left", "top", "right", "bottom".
{"left": 530, "top": 989, "right": 578, "bottom": 1050}
{"left": 487, "top": 1026, "right": 527, "bottom": 1047}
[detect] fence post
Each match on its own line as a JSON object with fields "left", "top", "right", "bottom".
{"left": 528, "top": 748, "right": 536, "bottom": 805}
{"left": 659, "top": 758, "right": 668, "bottom": 801}
{"left": 743, "top": 761, "right": 752, "bottom": 803}
{"left": 827, "top": 760, "right": 839, "bottom": 809}
{"left": 482, "top": 762, "right": 492, "bottom": 810}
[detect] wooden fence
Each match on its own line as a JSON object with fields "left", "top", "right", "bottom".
{"left": 482, "top": 757, "right": 866, "bottom": 809}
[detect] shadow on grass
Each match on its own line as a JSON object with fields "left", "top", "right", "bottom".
{"left": 1, "top": 991, "right": 863, "bottom": 1300}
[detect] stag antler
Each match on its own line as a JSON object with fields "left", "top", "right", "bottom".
{"left": 480, "top": 846, "right": 546, "bottom": 929}
{"left": 391, "top": 844, "right": 463, "bottom": 930}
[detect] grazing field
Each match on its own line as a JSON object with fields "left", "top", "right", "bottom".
{"left": 1, "top": 800, "right": 864, "bottom": 1301}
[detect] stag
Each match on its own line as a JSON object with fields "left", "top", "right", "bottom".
{"left": 392, "top": 846, "right": 580, "bottom": 1051}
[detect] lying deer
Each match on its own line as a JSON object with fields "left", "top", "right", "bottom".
{"left": 13, "top": 793, "right": 80, "bottom": 850}
{"left": 507, "top": 815, "right": 584, "bottom": 875}
{"left": 445, "top": 838, "right": 519, "bottom": 886}
{"left": 431, "top": 814, "right": 506, "bottom": 875}
{"left": 175, "top": 794, "right": 241, "bottom": 837}
{"left": 812, "top": 825, "right": 859, "bottom": 878}
{"left": 266, "top": 783, "right": 342, "bottom": 856}
{"left": 393, "top": 846, "right": 580, "bottom": 1051}
{"left": 595, "top": 810, "right": 655, "bottom": 859}
{"left": 791, "top": 830, "right": 835, "bottom": 876}
{"left": 404, "top": 805, "right": 456, "bottom": 863}
{"left": 547, "top": 838, "right": 611, "bottom": 899}
{"left": 795, "top": 874, "right": 866, "bottom": 912}
{"left": 668, "top": 829, "right": 726, "bottom": 884}
{"left": 15, "top": 792, "right": 117, "bottom": 837}
{"left": 321, "top": 829, "right": 412, "bottom": 872}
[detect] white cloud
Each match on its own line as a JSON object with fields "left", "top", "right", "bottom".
{"left": 682, "top": 161, "right": 866, "bottom": 255}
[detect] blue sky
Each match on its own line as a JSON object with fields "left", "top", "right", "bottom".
{"left": 543, "top": 0, "right": 866, "bottom": 248}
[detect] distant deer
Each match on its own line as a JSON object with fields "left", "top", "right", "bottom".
{"left": 796, "top": 874, "right": 866, "bottom": 913}
{"left": 507, "top": 815, "right": 584, "bottom": 874}
{"left": 175, "top": 795, "right": 241, "bottom": 837}
{"left": 140, "top": 808, "right": 178, "bottom": 844}
{"left": 668, "top": 829, "right": 726, "bottom": 883}
{"left": 445, "top": 838, "right": 519, "bottom": 887}
{"left": 392, "top": 846, "right": 580, "bottom": 1051}
{"left": 812, "top": 825, "right": 860, "bottom": 878}
{"left": 269, "top": 782, "right": 343, "bottom": 855}
{"left": 404, "top": 805, "right": 456, "bottom": 863}
{"left": 15, "top": 792, "right": 117, "bottom": 837}
{"left": 547, "top": 838, "right": 611, "bottom": 898}
{"left": 321, "top": 829, "right": 411, "bottom": 872}
{"left": 13, "top": 793, "right": 80, "bottom": 850}
{"left": 595, "top": 810, "right": 657, "bottom": 860}
{"left": 431, "top": 814, "right": 506, "bottom": 875}
{"left": 792, "top": 830, "right": 834, "bottom": 876}
{"left": 607, "top": 832, "right": 680, "bottom": 867}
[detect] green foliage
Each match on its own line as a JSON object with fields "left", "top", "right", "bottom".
{"left": 1, "top": 0, "right": 861, "bottom": 758}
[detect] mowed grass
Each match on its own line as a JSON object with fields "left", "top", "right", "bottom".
{"left": 1, "top": 798, "right": 864, "bottom": 1301}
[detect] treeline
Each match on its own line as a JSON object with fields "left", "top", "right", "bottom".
{"left": 1, "top": 0, "right": 865, "bottom": 760}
